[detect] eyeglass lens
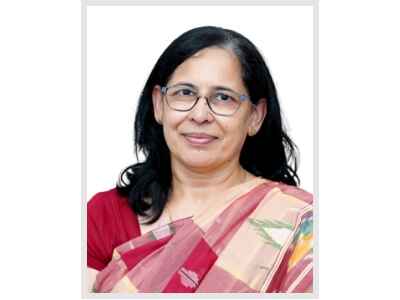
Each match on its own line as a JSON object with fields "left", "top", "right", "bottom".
{"left": 165, "top": 85, "right": 241, "bottom": 116}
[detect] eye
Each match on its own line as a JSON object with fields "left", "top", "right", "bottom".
{"left": 174, "top": 88, "right": 195, "bottom": 97}
{"left": 214, "top": 92, "right": 234, "bottom": 102}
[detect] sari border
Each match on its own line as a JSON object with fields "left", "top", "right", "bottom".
{"left": 260, "top": 205, "right": 313, "bottom": 292}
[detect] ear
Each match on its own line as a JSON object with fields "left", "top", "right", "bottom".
{"left": 152, "top": 85, "right": 164, "bottom": 125}
{"left": 248, "top": 98, "right": 267, "bottom": 136}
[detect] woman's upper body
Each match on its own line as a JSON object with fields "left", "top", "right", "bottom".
{"left": 87, "top": 177, "right": 313, "bottom": 292}
{"left": 87, "top": 26, "right": 313, "bottom": 293}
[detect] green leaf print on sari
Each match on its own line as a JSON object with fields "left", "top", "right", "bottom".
{"left": 248, "top": 218, "right": 295, "bottom": 250}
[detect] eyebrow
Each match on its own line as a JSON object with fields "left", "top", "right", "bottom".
{"left": 170, "top": 82, "right": 241, "bottom": 94}
{"left": 170, "top": 82, "right": 197, "bottom": 89}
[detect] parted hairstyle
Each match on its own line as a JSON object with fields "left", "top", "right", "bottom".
{"left": 117, "top": 26, "right": 299, "bottom": 224}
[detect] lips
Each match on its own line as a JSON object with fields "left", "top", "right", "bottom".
{"left": 182, "top": 133, "right": 218, "bottom": 145}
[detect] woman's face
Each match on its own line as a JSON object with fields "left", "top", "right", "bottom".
{"left": 153, "top": 47, "right": 266, "bottom": 173}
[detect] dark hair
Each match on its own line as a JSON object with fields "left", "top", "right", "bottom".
{"left": 117, "top": 26, "right": 299, "bottom": 224}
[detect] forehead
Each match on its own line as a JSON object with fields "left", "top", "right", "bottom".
{"left": 168, "top": 47, "right": 246, "bottom": 91}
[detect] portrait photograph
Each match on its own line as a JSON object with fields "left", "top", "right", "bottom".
{"left": 4, "top": 0, "right": 400, "bottom": 300}
{"left": 84, "top": 0, "right": 316, "bottom": 295}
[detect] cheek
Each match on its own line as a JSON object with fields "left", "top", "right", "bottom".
{"left": 161, "top": 113, "right": 186, "bottom": 148}
{"left": 162, "top": 123, "right": 178, "bottom": 146}
{"left": 219, "top": 122, "right": 249, "bottom": 155}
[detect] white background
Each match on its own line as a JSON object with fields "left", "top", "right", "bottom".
{"left": 1, "top": 1, "right": 400, "bottom": 300}
{"left": 87, "top": 5, "right": 314, "bottom": 199}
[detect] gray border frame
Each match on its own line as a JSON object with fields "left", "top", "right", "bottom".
{"left": 81, "top": 0, "right": 319, "bottom": 298}
{"left": 86, "top": 0, "right": 315, "bottom": 5}
{"left": 82, "top": 0, "right": 88, "bottom": 297}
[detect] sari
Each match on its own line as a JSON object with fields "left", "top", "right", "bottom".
{"left": 93, "top": 178, "right": 313, "bottom": 293}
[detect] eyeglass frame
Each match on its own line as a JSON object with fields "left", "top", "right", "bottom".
{"left": 160, "top": 84, "right": 252, "bottom": 117}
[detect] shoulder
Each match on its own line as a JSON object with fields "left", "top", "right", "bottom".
{"left": 87, "top": 187, "right": 140, "bottom": 235}
{"left": 262, "top": 181, "right": 313, "bottom": 214}
{"left": 87, "top": 187, "right": 141, "bottom": 243}
{"left": 272, "top": 182, "right": 313, "bottom": 206}
{"left": 259, "top": 181, "right": 313, "bottom": 230}
{"left": 87, "top": 187, "right": 129, "bottom": 236}
{"left": 87, "top": 187, "right": 141, "bottom": 270}
{"left": 88, "top": 187, "right": 128, "bottom": 213}
{"left": 88, "top": 187, "right": 141, "bottom": 222}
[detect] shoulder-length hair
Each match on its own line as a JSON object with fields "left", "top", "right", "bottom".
{"left": 117, "top": 26, "right": 299, "bottom": 224}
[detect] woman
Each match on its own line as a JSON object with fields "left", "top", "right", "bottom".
{"left": 87, "top": 26, "right": 313, "bottom": 293}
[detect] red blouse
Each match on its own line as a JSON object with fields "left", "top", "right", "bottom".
{"left": 87, "top": 188, "right": 141, "bottom": 271}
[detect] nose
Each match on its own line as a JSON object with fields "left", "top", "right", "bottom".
{"left": 188, "top": 96, "right": 214, "bottom": 123}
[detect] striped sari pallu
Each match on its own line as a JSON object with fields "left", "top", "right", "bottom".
{"left": 93, "top": 178, "right": 313, "bottom": 293}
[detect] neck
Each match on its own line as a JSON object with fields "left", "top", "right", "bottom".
{"left": 168, "top": 158, "right": 251, "bottom": 210}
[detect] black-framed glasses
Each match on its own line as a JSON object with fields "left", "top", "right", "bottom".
{"left": 160, "top": 84, "right": 251, "bottom": 116}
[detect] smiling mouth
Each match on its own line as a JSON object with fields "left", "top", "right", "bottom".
{"left": 182, "top": 133, "right": 218, "bottom": 145}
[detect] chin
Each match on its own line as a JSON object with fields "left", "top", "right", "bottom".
{"left": 180, "top": 155, "right": 218, "bottom": 170}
